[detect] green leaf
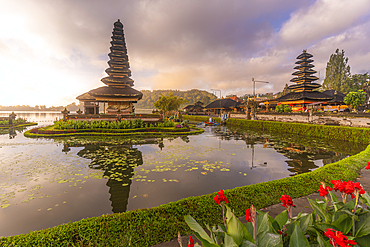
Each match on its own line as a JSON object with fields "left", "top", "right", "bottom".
{"left": 355, "top": 212, "right": 370, "bottom": 238}
{"left": 361, "top": 191, "right": 370, "bottom": 207}
{"left": 298, "top": 213, "right": 313, "bottom": 234}
{"left": 308, "top": 197, "right": 331, "bottom": 223}
{"left": 241, "top": 221, "right": 254, "bottom": 243}
{"left": 193, "top": 232, "right": 220, "bottom": 247}
{"left": 274, "top": 210, "right": 288, "bottom": 230}
{"left": 332, "top": 214, "right": 353, "bottom": 234}
{"left": 257, "top": 212, "right": 270, "bottom": 235}
{"left": 354, "top": 233, "right": 370, "bottom": 247}
{"left": 227, "top": 214, "right": 244, "bottom": 245}
{"left": 329, "top": 190, "right": 339, "bottom": 204}
{"left": 184, "top": 215, "right": 215, "bottom": 244}
{"left": 223, "top": 233, "right": 238, "bottom": 247}
{"left": 240, "top": 240, "right": 257, "bottom": 247}
{"left": 316, "top": 231, "right": 331, "bottom": 247}
{"left": 257, "top": 231, "right": 283, "bottom": 247}
{"left": 289, "top": 222, "right": 309, "bottom": 247}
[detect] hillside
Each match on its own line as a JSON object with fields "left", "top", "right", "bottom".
{"left": 134, "top": 89, "right": 217, "bottom": 109}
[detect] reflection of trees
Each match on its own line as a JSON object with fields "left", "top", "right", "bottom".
{"left": 273, "top": 143, "right": 335, "bottom": 175}
{"left": 214, "top": 126, "right": 351, "bottom": 175}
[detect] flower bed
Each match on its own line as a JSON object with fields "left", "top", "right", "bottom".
{"left": 24, "top": 125, "right": 204, "bottom": 138}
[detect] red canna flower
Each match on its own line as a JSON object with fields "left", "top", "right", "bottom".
{"left": 214, "top": 190, "right": 229, "bottom": 205}
{"left": 344, "top": 180, "right": 355, "bottom": 199}
{"left": 330, "top": 180, "right": 346, "bottom": 193}
{"left": 318, "top": 184, "right": 329, "bottom": 197}
{"left": 366, "top": 161, "right": 370, "bottom": 170}
{"left": 188, "top": 236, "right": 194, "bottom": 247}
{"left": 280, "top": 193, "right": 296, "bottom": 208}
{"left": 245, "top": 208, "right": 252, "bottom": 222}
{"left": 354, "top": 182, "right": 365, "bottom": 195}
{"left": 325, "top": 228, "right": 356, "bottom": 247}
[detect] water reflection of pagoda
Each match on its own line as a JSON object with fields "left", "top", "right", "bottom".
{"left": 76, "top": 20, "right": 142, "bottom": 115}
{"left": 277, "top": 50, "right": 332, "bottom": 111}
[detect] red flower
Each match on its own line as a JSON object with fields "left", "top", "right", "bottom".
{"left": 325, "top": 228, "right": 356, "bottom": 247}
{"left": 245, "top": 208, "right": 252, "bottom": 222}
{"left": 188, "top": 236, "right": 194, "bottom": 247}
{"left": 318, "top": 184, "right": 329, "bottom": 197}
{"left": 366, "top": 161, "right": 370, "bottom": 170}
{"left": 354, "top": 182, "right": 365, "bottom": 195}
{"left": 280, "top": 193, "right": 296, "bottom": 208}
{"left": 214, "top": 190, "right": 229, "bottom": 205}
{"left": 330, "top": 180, "right": 346, "bottom": 193}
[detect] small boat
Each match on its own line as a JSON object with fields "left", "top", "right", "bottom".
{"left": 203, "top": 122, "right": 219, "bottom": 126}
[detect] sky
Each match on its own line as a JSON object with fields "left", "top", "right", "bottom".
{"left": 1, "top": 0, "right": 370, "bottom": 107}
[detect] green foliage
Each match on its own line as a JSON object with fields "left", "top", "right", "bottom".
{"left": 154, "top": 93, "right": 187, "bottom": 115}
{"left": 224, "top": 118, "right": 370, "bottom": 143}
{"left": 342, "top": 73, "right": 370, "bottom": 94}
{"left": 134, "top": 89, "right": 217, "bottom": 109}
{"left": 344, "top": 90, "right": 366, "bottom": 111}
{"left": 275, "top": 104, "right": 291, "bottom": 113}
{"left": 323, "top": 48, "right": 351, "bottom": 92}
{"left": 54, "top": 119, "right": 145, "bottom": 130}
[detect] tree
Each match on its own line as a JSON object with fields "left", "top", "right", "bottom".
{"left": 341, "top": 73, "right": 370, "bottom": 94}
{"left": 344, "top": 90, "right": 366, "bottom": 111}
{"left": 154, "top": 93, "right": 187, "bottom": 116}
{"left": 322, "top": 49, "right": 351, "bottom": 92}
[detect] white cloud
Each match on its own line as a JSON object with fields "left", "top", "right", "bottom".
{"left": 0, "top": 0, "right": 369, "bottom": 106}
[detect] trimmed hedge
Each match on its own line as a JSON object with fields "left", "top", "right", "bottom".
{"left": 0, "top": 122, "right": 37, "bottom": 129}
{"left": 24, "top": 125, "right": 204, "bottom": 138}
{"left": 226, "top": 118, "right": 370, "bottom": 143}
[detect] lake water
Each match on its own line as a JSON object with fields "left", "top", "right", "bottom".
{"left": 0, "top": 111, "right": 366, "bottom": 237}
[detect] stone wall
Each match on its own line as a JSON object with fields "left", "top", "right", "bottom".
{"left": 231, "top": 112, "right": 370, "bottom": 128}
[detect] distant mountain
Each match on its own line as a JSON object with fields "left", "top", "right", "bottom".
{"left": 134, "top": 89, "right": 218, "bottom": 109}
{"left": 0, "top": 102, "right": 82, "bottom": 112}
{"left": 0, "top": 89, "right": 217, "bottom": 111}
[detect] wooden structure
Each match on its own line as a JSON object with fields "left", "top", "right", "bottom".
{"left": 277, "top": 50, "right": 332, "bottom": 111}
{"left": 205, "top": 98, "right": 241, "bottom": 115}
{"left": 76, "top": 20, "right": 142, "bottom": 115}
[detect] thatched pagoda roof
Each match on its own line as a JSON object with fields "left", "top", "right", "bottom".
{"left": 322, "top": 90, "right": 346, "bottom": 103}
{"left": 277, "top": 91, "right": 333, "bottom": 102}
{"left": 77, "top": 86, "right": 142, "bottom": 102}
{"left": 205, "top": 99, "right": 241, "bottom": 109}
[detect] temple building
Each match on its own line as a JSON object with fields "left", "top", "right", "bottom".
{"left": 277, "top": 50, "right": 332, "bottom": 111}
{"left": 77, "top": 20, "right": 142, "bottom": 115}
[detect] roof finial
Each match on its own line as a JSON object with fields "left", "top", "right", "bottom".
{"left": 118, "top": 19, "right": 120, "bottom": 22}
{"left": 303, "top": 50, "right": 306, "bottom": 53}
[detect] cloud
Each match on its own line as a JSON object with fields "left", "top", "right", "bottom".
{"left": 0, "top": 0, "right": 370, "bottom": 106}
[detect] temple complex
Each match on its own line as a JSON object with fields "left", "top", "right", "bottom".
{"left": 277, "top": 50, "right": 332, "bottom": 111}
{"left": 76, "top": 20, "right": 142, "bottom": 115}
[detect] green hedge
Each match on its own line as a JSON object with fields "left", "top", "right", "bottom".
{"left": 0, "top": 122, "right": 37, "bottom": 129}
{"left": 1, "top": 142, "right": 369, "bottom": 246}
{"left": 24, "top": 125, "right": 204, "bottom": 138}
{"left": 226, "top": 118, "right": 370, "bottom": 143}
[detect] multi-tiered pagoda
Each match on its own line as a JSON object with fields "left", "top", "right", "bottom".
{"left": 77, "top": 20, "right": 142, "bottom": 115}
{"left": 277, "top": 50, "right": 332, "bottom": 111}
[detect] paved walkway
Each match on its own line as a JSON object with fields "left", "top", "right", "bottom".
{"left": 152, "top": 167, "right": 370, "bottom": 246}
